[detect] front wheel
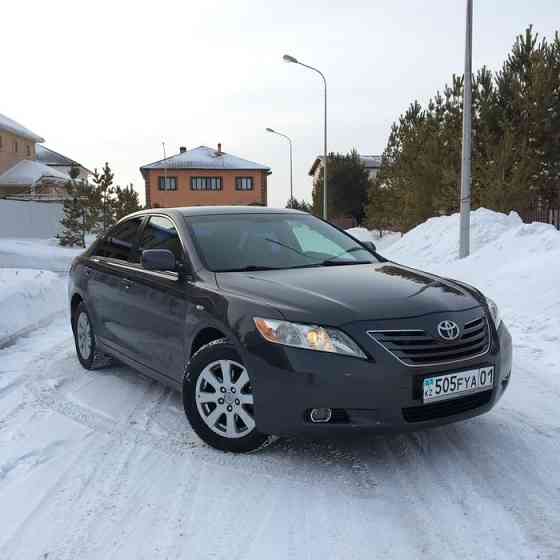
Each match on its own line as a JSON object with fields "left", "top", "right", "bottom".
{"left": 183, "top": 339, "right": 275, "bottom": 453}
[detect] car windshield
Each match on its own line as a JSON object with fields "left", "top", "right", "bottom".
{"left": 185, "top": 213, "right": 379, "bottom": 272}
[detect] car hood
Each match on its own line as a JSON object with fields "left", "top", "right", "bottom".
{"left": 215, "top": 262, "right": 481, "bottom": 326}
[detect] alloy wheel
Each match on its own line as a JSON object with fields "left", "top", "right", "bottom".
{"left": 76, "top": 312, "right": 92, "bottom": 360}
{"left": 195, "top": 359, "right": 255, "bottom": 439}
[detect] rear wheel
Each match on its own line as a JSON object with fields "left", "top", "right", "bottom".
{"left": 72, "top": 301, "right": 112, "bottom": 370}
{"left": 183, "top": 339, "right": 275, "bottom": 452}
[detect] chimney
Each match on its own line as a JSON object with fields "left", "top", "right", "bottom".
{"left": 217, "top": 142, "right": 222, "bottom": 154}
{"left": 179, "top": 146, "right": 186, "bottom": 153}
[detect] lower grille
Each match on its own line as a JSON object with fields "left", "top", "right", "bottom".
{"left": 402, "top": 391, "right": 492, "bottom": 422}
{"left": 367, "top": 315, "right": 490, "bottom": 366}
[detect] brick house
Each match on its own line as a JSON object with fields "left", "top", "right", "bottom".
{"left": 140, "top": 144, "right": 271, "bottom": 208}
{"left": 0, "top": 112, "right": 90, "bottom": 199}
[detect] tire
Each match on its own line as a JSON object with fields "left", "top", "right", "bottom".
{"left": 72, "top": 301, "right": 112, "bottom": 370}
{"left": 183, "top": 338, "right": 276, "bottom": 453}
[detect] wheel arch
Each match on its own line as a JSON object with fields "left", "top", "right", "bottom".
{"left": 70, "top": 292, "right": 84, "bottom": 326}
{"left": 189, "top": 326, "right": 229, "bottom": 358}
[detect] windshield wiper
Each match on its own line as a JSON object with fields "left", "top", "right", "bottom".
{"left": 321, "top": 246, "right": 373, "bottom": 266}
{"left": 216, "top": 265, "right": 278, "bottom": 272}
{"left": 264, "top": 238, "right": 314, "bottom": 261}
{"left": 321, "top": 260, "right": 372, "bottom": 267}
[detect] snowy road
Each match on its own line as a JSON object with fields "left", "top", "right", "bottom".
{"left": 1, "top": 318, "right": 559, "bottom": 560}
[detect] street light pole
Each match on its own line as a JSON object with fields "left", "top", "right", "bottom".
{"left": 265, "top": 127, "right": 293, "bottom": 206}
{"left": 283, "top": 54, "right": 328, "bottom": 220}
{"left": 459, "top": 0, "right": 473, "bottom": 258}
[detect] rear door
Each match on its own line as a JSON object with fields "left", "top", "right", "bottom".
{"left": 121, "top": 215, "right": 189, "bottom": 382}
{"left": 86, "top": 217, "right": 145, "bottom": 355}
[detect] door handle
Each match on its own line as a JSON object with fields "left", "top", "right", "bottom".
{"left": 121, "top": 278, "right": 134, "bottom": 289}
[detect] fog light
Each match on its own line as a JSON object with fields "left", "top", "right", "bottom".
{"left": 309, "top": 408, "right": 332, "bottom": 423}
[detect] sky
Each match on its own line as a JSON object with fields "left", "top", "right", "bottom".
{"left": 2, "top": 0, "right": 559, "bottom": 208}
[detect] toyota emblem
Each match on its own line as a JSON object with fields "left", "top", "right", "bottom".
{"left": 437, "top": 320, "right": 460, "bottom": 341}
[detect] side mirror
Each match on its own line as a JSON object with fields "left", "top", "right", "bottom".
{"left": 362, "top": 240, "right": 377, "bottom": 253}
{"left": 141, "top": 249, "right": 177, "bottom": 272}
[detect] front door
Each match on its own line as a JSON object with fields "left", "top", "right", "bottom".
{"left": 87, "top": 216, "right": 145, "bottom": 355}
{"left": 122, "top": 215, "right": 189, "bottom": 383}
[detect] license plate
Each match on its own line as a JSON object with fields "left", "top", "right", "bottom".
{"left": 422, "top": 367, "right": 494, "bottom": 403}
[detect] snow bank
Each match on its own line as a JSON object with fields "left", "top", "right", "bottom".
{"left": 384, "top": 208, "right": 560, "bottom": 365}
{"left": 0, "top": 269, "right": 66, "bottom": 342}
{"left": 0, "top": 237, "right": 87, "bottom": 272}
{"left": 386, "top": 208, "right": 523, "bottom": 268}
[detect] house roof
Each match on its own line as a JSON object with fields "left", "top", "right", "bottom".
{"left": 140, "top": 145, "right": 271, "bottom": 174}
{"left": 36, "top": 144, "right": 92, "bottom": 174}
{"left": 0, "top": 113, "right": 45, "bottom": 143}
{"left": 0, "top": 159, "right": 69, "bottom": 188}
{"left": 308, "top": 154, "right": 383, "bottom": 176}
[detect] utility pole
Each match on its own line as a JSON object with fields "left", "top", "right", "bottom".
{"left": 459, "top": 0, "right": 473, "bottom": 258}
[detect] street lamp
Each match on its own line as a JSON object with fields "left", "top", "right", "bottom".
{"left": 265, "top": 127, "right": 293, "bottom": 206}
{"left": 459, "top": 0, "right": 473, "bottom": 258}
{"left": 283, "top": 54, "right": 328, "bottom": 220}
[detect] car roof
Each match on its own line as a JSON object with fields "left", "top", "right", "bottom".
{"left": 128, "top": 206, "right": 306, "bottom": 219}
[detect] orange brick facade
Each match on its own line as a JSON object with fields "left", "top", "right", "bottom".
{"left": 144, "top": 169, "right": 268, "bottom": 209}
{"left": 0, "top": 130, "right": 36, "bottom": 174}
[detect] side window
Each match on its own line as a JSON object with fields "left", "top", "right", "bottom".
{"left": 93, "top": 218, "right": 143, "bottom": 261}
{"left": 137, "top": 216, "right": 183, "bottom": 265}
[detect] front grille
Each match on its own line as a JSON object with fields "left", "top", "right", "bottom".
{"left": 402, "top": 390, "right": 492, "bottom": 422}
{"left": 367, "top": 316, "right": 490, "bottom": 366}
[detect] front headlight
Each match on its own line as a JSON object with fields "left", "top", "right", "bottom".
{"left": 486, "top": 297, "right": 501, "bottom": 329}
{"left": 254, "top": 317, "right": 367, "bottom": 359}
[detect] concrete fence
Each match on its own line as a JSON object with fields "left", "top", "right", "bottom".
{"left": 0, "top": 200, "right": 63, "bottom": 238}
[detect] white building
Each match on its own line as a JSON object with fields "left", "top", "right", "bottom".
{"left": 308, "top": 154, "right": 382, "bottom": 184}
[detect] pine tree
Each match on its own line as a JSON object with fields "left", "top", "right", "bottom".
{"left": 366, "top": 26, "right": 560, "bottom": 231}
{"left": 286, "top": 197, "right": 312, "bottom": 212}
{"left": 114, "top": 184, "right": 142, "bottom": 221}
{"left": 312, "top": 150, "right": 370, "bottom": 224}
{"left": 91, "top": 162, "right": 115, "bottom": 234}
{"left": 59, "top": 181, "right": 87, "bottom": 247}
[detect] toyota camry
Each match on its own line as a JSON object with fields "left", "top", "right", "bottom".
{"left": 68, "top": 207, "right": 512, "bottom": 452}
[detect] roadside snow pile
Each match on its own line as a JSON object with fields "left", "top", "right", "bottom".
{"left": 0, "top": 237, "right": 87, "bottom": 272}
{"left": 386, "top": 208, "right": 523, "bottom": 268}
{"left": 385, "top": 208, "right": 560, "bottom": 366}
{"left": 0, "top": 269, "right": 66, "bottom": 342}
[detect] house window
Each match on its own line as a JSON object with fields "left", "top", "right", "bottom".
{"left": 0, "top": 135, "right": 3, "bottom": 150}
{"left": 26, "top": 144, "right": 31, "bottom": 157}
{"left": 13, "top": 140, "right": 18, "bottom": 153}
{"left": 236, "top": 177, "right": 254, "bottom": 191}
{"left": 191, "top": 177, "right": 223, "bottom": 191}
{"left": 158, "top": 176, "right": 177, "bottom": 191}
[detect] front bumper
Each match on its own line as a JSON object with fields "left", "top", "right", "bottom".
{"left": 244, "top": 319, "right": 512, "bottom": 437}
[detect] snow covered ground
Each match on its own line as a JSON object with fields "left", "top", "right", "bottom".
{"left": 0, "top": 237, "right": 86, "bottom": 272}
{"left": 0, "top": 269, "right": 66, "bottom": 344}
{"left": 0, "top": 238, "right": 86, "bottom": 346}
{"left": 0, "top": 210, "right": 559, "bottom": 559}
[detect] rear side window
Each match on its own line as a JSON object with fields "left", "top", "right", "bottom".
{"left": 137, "top": 216, "right": 183, "bottom": 263}
{"left": 93, "top": 218, "right": 143, "bottom": 261}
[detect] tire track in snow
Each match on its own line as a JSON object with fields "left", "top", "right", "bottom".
{"left": 50, "top": 377, "right": 175, "bottom": 560}
{"left": 3, "top": 319, "right": 560, "bottom": 559}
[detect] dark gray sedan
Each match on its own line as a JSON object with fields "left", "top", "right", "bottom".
{"left": 68, "top": 207, "right": 512, "bottom": 452}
